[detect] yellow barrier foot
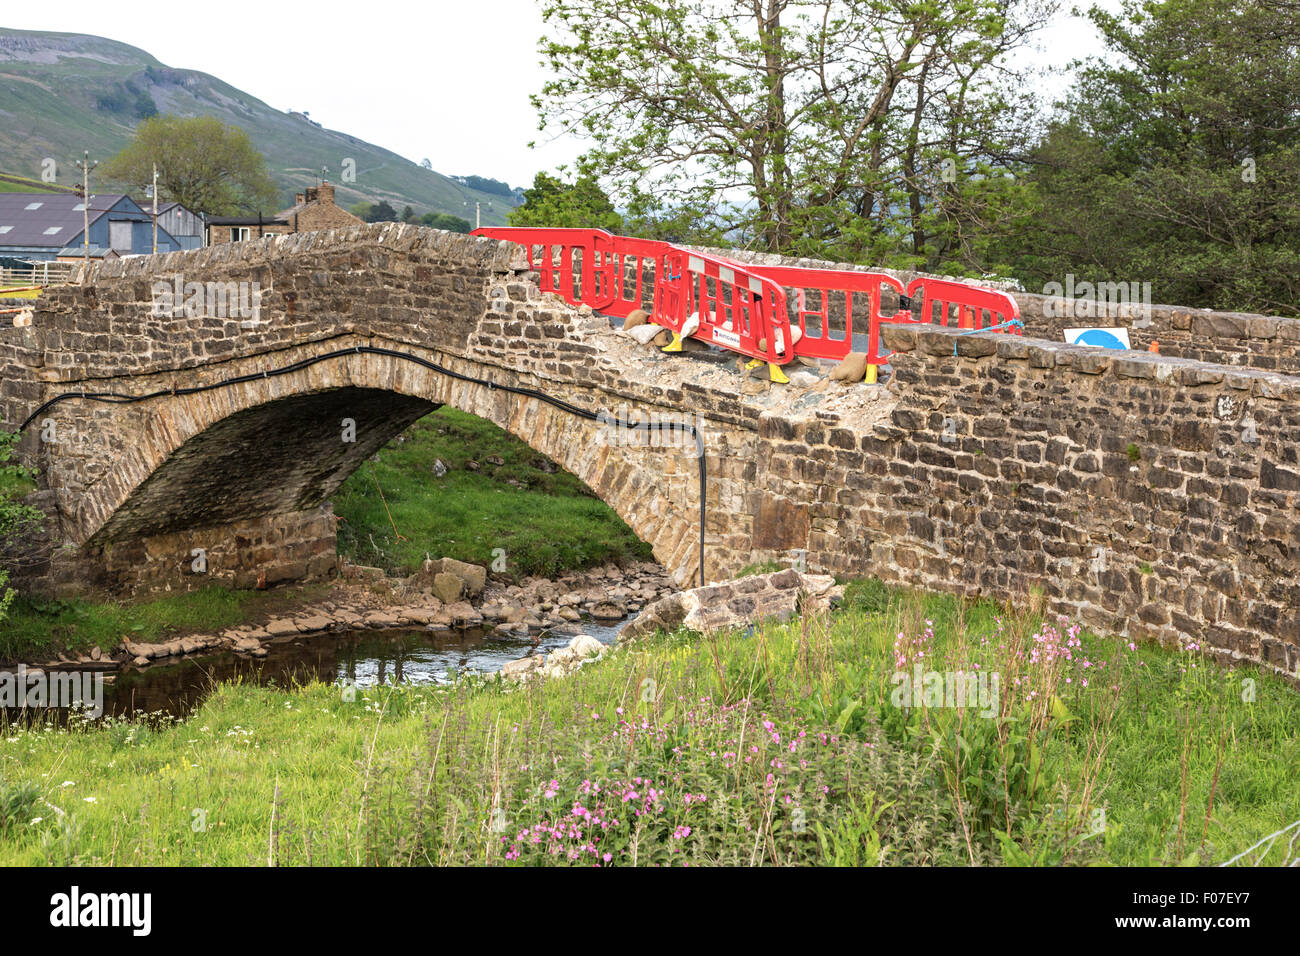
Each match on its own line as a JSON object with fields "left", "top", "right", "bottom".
{"left": 864, "top": 364, "right": 878, "bottom": 384}
{"left": 768, "top": 363, "right": 790, "bottom": 384}
{"left": 661, "top": 332, "right": 684, "bottom": 353}
{"left": 744, "top": 358, "right": 764, "bottom": 371}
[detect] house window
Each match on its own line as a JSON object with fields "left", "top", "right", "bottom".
{"left": 232, "top": 227, "right": 251, "bottom": 241}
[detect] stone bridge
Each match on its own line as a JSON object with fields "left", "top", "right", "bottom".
{"left": 2, "top": 222, "right": 1298, "bottom": 683}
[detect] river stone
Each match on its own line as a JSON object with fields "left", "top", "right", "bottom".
{"left": 438, "top": 558, "right": 487, "bottom": 595}
{"left": 590, "top": 601, "right": 626, "bottom": 620}
{"left": 618, "top": 569, "right": 843, "bottom": 643}
{"left": 265, "top": 618, "right": 299, "bottom": 637}
{"left": 569, "top": 634, "right": 606, "bottom": 659}
{"left": 502, "top": 655, "right": 545, "bottom": 681}
{"left": 433, "top": 572, "right": 465, "bottom": 604}
{"left": 403, "top": 605, "right": 443, "bottom": 625}
{"left": 444, "top": 601, "right": 482, "bottom": 627}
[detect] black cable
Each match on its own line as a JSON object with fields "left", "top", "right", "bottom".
{"left": 15, "top": 344, "right": 708, "bottom": 586}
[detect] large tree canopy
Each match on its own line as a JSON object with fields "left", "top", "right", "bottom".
{"left": 102, "top": 115, "right": 279, "bottom": 216}
{"left": 533, "top": 0, "right": 1052, "bottom": 271}
{"left": 509, "top": 171, "right": 624, "bottom": 230}
{"left": 992, "top": 0, "right": 1300, "bottom": 313}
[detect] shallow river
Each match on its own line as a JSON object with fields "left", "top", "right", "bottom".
{"left": 5, "top": 620, "right": 624, "bottom": 722}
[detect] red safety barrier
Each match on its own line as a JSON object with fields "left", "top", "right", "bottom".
{"left": 472, "top": 227, "right": 1021, "bottom": 378}
{"left": 719, "top": 261, "right": 908, "bottom": 366}
{"left": 902, "top": 276, "right": 1022, "bottom": 332}
{"left": 473, "top": 227, "right": 621, "bottom": 313}
{"left": 475, "top": 227, "right": 795, "bottom": 369}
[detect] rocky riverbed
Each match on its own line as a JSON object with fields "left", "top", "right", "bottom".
{"left": 66, "top": 557, "right": 680, "bottom": 671}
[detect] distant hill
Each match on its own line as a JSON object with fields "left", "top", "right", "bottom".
{"left": 0, "top": 27, "right": 518, "bottom": 225}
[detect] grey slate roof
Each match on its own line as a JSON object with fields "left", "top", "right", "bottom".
{"left": 0, "top": 192, "right": 135, "bottom": 248}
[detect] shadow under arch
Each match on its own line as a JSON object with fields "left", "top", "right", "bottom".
{"left": 67, "top": 346, "right": 706, "bottom": 585}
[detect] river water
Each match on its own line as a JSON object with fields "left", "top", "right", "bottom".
{"left": 4, "top": 619, "right": 625, "bottom": 722}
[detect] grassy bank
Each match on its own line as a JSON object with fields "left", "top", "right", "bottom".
{"left": 0, "top": 584, "right": 331, "bottom": 663}
{"left": 1, "top": 581, "right": 1294, "bottom": 866}
{"left": 332, "top": 406, "right": 653, "bottom": 578}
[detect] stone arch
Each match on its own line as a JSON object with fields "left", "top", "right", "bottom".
{"left": 74, "top": 344, "right": 707, "bottom": 586}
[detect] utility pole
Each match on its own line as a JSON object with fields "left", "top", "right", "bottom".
{"left": 465, "top": 199, "right": 492, "bottom": 229}
{"left": 151, "top": 163, "right": 158, "bottom": 254}
{"left": 75, "top": 151, "right": 98, "bottom": 260}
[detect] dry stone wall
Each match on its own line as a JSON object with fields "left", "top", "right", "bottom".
{"left": 744, "top": 324, "right": 1300, "bottom": 682}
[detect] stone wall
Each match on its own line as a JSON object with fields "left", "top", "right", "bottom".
{"left": 30, "top": 507, "right": 340, "bottom": 596}
{"left": 745, "top": 324, "right": 1300, "bottom": 682}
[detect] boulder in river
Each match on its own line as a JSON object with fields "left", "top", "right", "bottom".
{"left": 433, "top": 572, "right": 464, "bottom": 604}
{"left": 618, "top": 569, "right": 843, "bottom": 643}
{"left": 589, "top": 600, "right": 626, "bottom": 621}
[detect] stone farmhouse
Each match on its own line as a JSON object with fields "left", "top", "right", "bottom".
{"left": 205, "top": 181, "right": 362, "bottom": 245}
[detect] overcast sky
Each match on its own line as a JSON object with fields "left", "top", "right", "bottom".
{"left": 5, "top": 0, "right": 1116, "bottom": 189}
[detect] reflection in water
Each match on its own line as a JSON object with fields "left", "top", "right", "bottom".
{"left": 4, "top": 622, "right": 623, "bottom": 722}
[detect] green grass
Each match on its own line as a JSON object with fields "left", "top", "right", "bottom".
{"left": 0, "top": 583, "right": 330, "bottom": 662}
{"left": 333, "top": 407, "right": 653, "bottom": 579}
{"left": 0, "top": 176, "right": 66, "bottom": 195}
{"left": 0, "top": 580, "right": 1294, "bottom": 866}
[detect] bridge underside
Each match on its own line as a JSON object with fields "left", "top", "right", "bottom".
{"left": 89, "top": 387, "right": 437, "bottom": 544}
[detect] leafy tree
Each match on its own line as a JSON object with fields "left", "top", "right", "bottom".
{"left": 420, "top": 212, "right": 472, "bottom": 233}
{"left": 461, "top": 175, "right": 515, "bottom": 197}
{"left": 532, "top": 0, "right": 1050, "bottom": 269}
{"left": 509, "top": 171, "right": 623, "bottom": 230}
{"left": 1003, "top": 0, "right": 1300, "bottom": 314}
{"left": 348, "top": 201, "right": 374, "bottom": 219}
{"left": 365, "top": 200, "right": 399, "bottom": 223}
{"left": 133, "top": 92, "right": 158, "bottom": 119}
{"left": 102, "top": 115, "right": 279, "bottom": 216}
{"left": 401, "top": 205, "right": 418, "bottom": 223}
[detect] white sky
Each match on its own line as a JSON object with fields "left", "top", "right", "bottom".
{"left": 6, "top": 0, "right": 1119, "bottom": 189}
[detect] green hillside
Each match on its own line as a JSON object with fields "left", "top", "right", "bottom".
{"left": 0, "top": 28, "right": 517, "bottom": 224}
